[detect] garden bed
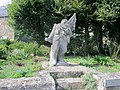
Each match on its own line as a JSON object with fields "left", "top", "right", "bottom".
{"left": 65, "top": 56, "right": 120, "bottom": 73}
{"left": 0, "top": 58, "right": 44, "bottom": 78}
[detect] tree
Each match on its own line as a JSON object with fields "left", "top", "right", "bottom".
{"left": 94, "top": 0, "right": 120, "bottom": 55}
{"left": 8, "top": 0, "right": 120, "bottom": 56}
{"left": 8, "top": 0, "right": 55, "bottom": 44}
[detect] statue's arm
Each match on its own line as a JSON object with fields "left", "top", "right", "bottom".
{"left": 67, "top": 28, "right": 72, "bottom": 43}
{"left": 69, "top": 27, "right": 73, "bottom": 38}
{"left": 45, "top": 24, "right": 56, "bottom": 43}
{"left": 64, "top": 25, "right": 73, "bottom": 43}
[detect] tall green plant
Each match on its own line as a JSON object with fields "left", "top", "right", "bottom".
{"left": 109, "top": 41, "right": 120, "bottom": 58}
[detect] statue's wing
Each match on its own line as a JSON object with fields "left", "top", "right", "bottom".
{"left": 66, "top": 13, "right": 76, "bottom": 31}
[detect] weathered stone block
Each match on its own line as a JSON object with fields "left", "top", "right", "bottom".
{"left": 106, "top": 87, "right": 120, "bottom": 90}
{"left": 105, "top": 79, "right": 120, "bottom": 87}
{"left": 48, "top": 65, "right": 96, "bottom": 79}
{"left": 94, "top": 72, "right": 120, "bottom": 90}
{"left": 0, "top": 76, "right": 55, "bottom": 90}
{"left": 56, "top": 78, "right": 85, "bottom": 90}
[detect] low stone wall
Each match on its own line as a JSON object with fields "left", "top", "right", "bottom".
{"left": 1, "top": 62, "right": 120, "bottom": 90}
{"left": 94, "top": 72, "right": 120, "bottom": 90}
{"left": 0, "top": 63, "right": 94, "bottom": 90}
{"left": 0, "top": 75, "right": 55, "bottom": 90}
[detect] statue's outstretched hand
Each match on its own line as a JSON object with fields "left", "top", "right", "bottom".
{"left": 45, "top": 38, "right": 49, "bottom": 41}
{"left": 45, "top": 38, "right": 52, "bottom": 43}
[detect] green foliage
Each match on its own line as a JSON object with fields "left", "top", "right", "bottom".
{"left": 0, "top": 39, "right": 46, "bottom": 79}
{"left": 7, "top": 0, "right": 120, "bottom": 57}
{"left": 8, "top": 41, "right": 38, "bottom": 55}
{"left": 0, "top": 44, "right": 8, "bottom": 59}
{"left": 93, "top": 56, "right": 115, "bottom": 66}
{"left": 0, "top": 61, "right": 42, "bottom": 79}
{"left": 8, "top": 0, "right": 55, "bottom": 44}
{"left": 0, "top": 39, "right": 13, "bottom": 45}
{"left": 95, "top": 0, "right": 120, "bottom": 22}
{"left": 0, "top": 40, "right": 35, "bottom": 63}
{"left": 0, "top": 39, "right": 50, "bottom": 60}
{"left": 24, "top": 43, "right": 38, "bottom": 55}
{"left": 0, "top": 59, "right": 8, "bottom": 67}
{"left": 109, "top": 41, "right": 120, "bottom": 58}
{"left": 8, "top": 41, "right": 26, "bottom": 50}
{"left": 12, "top": 70, "right": 27, "bottom": 78}
{"left": 7, "top": 49, "right": 29, "bottom": 64}
{"left": 82, "top": 73, "right": 97, "bottom": 90}
{"left": 36, "top": 45, "right": 50, "bottom": 56}
{"left": 65, "top": 56, "right": 120, "bottom": 73}
{"left": 0, "top": 39, "right": 14, "bottom": 59}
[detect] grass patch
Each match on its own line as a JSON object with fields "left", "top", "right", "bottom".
{"left": 0, "top": 58, "right": 43, "bottom": 79}
{"left": 65, "top": 56, "right": 120, "bottom": 73}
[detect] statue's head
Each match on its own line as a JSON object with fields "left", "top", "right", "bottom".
{"left": 61, "top": 19, "right": 67, "bottom": 24}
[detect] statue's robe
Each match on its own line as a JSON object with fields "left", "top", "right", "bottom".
{"left": 47, "top": 23, "right": 72, "bottom": 66}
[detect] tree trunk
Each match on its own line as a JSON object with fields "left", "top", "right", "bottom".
{"left": 84, "top": 26, "right": 89, "bottom": 56}
{"left": 97, "top": 23, "right": 104, "bottom": 55}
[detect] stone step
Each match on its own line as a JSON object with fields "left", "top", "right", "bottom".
{"left": 56, "top": 78, "right": 85, "bottom": 90}
{"left": 48, "top": 65, "right": 95, "bottom": 79}
{"left": 50, "top": 70, "right": 83, "bottom": 79}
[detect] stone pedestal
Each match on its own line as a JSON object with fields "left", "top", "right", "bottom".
{"left": 41, "top": 61, "right": 98, "bottom": 90}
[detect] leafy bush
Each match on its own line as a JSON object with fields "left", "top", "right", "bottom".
{"left": 0, "top": 59, "right": 8, "bottom": 67}
{"left": 0, "top": 39, "right": 15, "bottom": 59}
{"left": 36, "top": 45, "right": 50, "bottom": 56}
{"left": 8, "top": 41, "right": 26, "bottom": 50}
{"left": 0, "top": 39, "right": 50, "bottom": 62}
{"left": 0, "top": 39, "right": 13, "bottom": 45}
{"left": 0, "top": 44, "right": 8, "bottom": 59}
{"left": 8, "top": 41, "right": 38, "bottom": 55}
{"left": 109, "top": 41, "right": 120, "bottom": 58}
{"left": 7, "top": 49, "right": 29, "bottom": 64}
{"left": 0, "top": 39, "right": 45, "bottom": 79}
{"left": 23, "top": 43, "right": 38, "bottom": 55}
{"left": 93, "top": 56, "right": 115, "bottom": 66}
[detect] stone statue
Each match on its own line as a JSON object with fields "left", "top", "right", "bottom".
{"left": 45, "top": 13, "right": 76, "bottom": 66}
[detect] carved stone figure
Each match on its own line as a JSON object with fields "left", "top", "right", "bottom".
{"left": 45, "top": 13, "right": 76, "bottom": 66}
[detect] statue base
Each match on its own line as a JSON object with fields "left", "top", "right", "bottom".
{"left": 56, "top": 60, "right": 70, "bottom": 66}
